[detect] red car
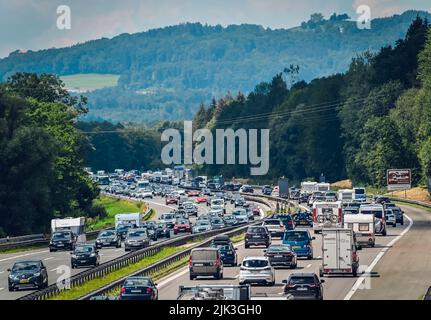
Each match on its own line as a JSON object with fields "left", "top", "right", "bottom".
{"left": 166, "top": 196, "right": 178, "bottom": 205}
{"left": 187, "top": 190, "right": 200, "bottom": 197}
{"left": 195, "top": 195, "right": 208, "bottom": 204}
{"left": 252, "top": 206, "right": 261, "bottom": 216}
{"left": 173, "top": 220, "right": 192, "bottom": 234}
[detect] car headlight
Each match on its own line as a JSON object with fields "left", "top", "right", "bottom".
{"left": 71, "top": 254, "right": 77, "bottom": 259}
{"left": 90, "top": 253, "right": 96, "bottom": 257}
{"left": 34, "top": 272, "right": 41, "bottom": 277}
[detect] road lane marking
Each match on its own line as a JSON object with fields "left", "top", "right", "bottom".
{"left": 50, "top": 268, "right": 59, "bottom": 272}
{"left": 317, "top": 256, "right": 321, "bottom": 259}
{"left": 0, "top": 271, "right": 5, "bottom": 274}
{"left": 44, "top": 257, "right": 54, "bottom": 261}
{"left": 344, "top": 214, "right": 413, "bottom": 300}
{"left": 0, "top": 250, "right": 49, "bottom": 263}
{"left": 0, "top": 288, "right": 4, "bottom": 291}
{"left": 306, "top": 264, "right": 312, "bottom": 269}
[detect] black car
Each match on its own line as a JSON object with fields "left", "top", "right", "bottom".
{"left": 119, "top": 276, "right": 158, "bottom": 300}
{"left": 95, "top": 230, "right": 121, "bottom": 249}
{"left": 49, "top": 230, "right": 76, "bottom": 252}
{"left": 375, "top": 196, "right": 391, "bottom": 204}
{"left": 116, "top": 224, "right": 134, "bottom": 240}
{"left": 8, "top": 260, "right": 48, "bottom": 291}
{"left": 293, "top": 212, "right": 312, "bottom": 226}
{"left": 71, "top": 244, "right": 100, "bottom": 268}
{"left": 283, "top": 273, "right": 324, "bottom": 300}
{"left": 262, "top": 185, "right": 273, "bottom": 195}
{"left": 155, "top": 222, "right": 171, "bottom": 238}
{"left": 270, "top": 214, "right": 295, "bottom": 230}
{"left": 299, "top": 194, "right": 310, "bottom": 203}
{"left": 141, "top": 222, "right": 158, "bottom": 241}
{"left": 245, "top": 226, "right": 271, "bottom": 248}
{"left": 264, "top": 244, "right": 297, "bottom": 269}
{"left": 241, "top": 185, "right": 254, "bottom": 193}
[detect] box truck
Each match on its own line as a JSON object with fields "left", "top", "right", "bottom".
{"left": 319, "top": 228, "right": 360, "bottom": 277}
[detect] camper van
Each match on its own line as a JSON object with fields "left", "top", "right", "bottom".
{"left": 359, "top": 204, "right": 387, "bottom": 236}
{"left": 50, "top": 217, "right": 86, "bottom": 248}
{"left": 319, "top": 228, "right": 360, "bottom": 277}
{"left": 344, "top": 214, "right": 375, "bottom": 247}
{"left": 312, "top": 201, "right": 342, "bottom": 234}
{"left": 338, "top": 189, "right": 354, "bottom": 203}
{"left": 115, "top": 213, "right": 143, "bottom": 229}
{"left": 315, "top": 183, "right": 330, "bottom": 192}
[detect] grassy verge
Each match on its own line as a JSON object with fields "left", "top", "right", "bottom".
{"left": 88, "top": 196, "right": 148, "bottom": 231}
{"left": 0, "top": 243, "right": 47, "bottom": 254}
{"left": 47, "top": 246, "right": 184, "bottom": 300}
{"left": 393, "top": 201, "right": 431, "bottom": 214}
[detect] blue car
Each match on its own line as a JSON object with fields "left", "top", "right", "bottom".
{"left": 282, "top": 230, "right": 315, "bottom": 259}
{"left": 212, "top": 243, "right": 238, "bottom": 266}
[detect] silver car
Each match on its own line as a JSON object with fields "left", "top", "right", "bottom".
{"left": 385, "top": 209, "right": 397, "bottom": 227}
{"left": 124, "top": 229, "right": 151, "bottom": 251}
{"left": 239, "top": 256, "right": 275, "bottom": 286}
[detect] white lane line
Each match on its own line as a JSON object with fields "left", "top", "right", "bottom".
{"left": 306, "top": 264, "right": 312, "bottom": 269}
{"left": 50, "top": 268, "right": 59, "bottom": 272}
{"left": 0, "top": 288, "right": 4, "bottom": 291}
{"left": 317, "top": 256, "right": 321, "bottom": 259}
{"left": 0, "top": 271, "right": 5, "bottom": 274}
{"left": 235, "top": 275, "right": 239, "bottom": 278}
{"left": 344, "top": 214, "right": 413, "bottom": 300}
{"left": 0, "top": 250, "right": 49, "bottom": 263}
{"left": 44, "top": 257, "right": 54, "bottom": 261}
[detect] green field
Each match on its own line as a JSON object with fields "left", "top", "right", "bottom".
{"left": 88, "top": 196, "right": 147, "bottom": 231}
{"left": 60, "top": 74, "right": 120, "bottom": 91}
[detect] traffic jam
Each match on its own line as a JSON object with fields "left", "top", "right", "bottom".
{"left": 4, "top": 169, "right": 407, "bottom": 300}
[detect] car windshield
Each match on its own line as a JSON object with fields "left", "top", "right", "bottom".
{"left": 12, "top": 262, "right": 39, "bottom": 272}
{"left": 233, "top": 210, "right": 246, "bottom": 216}
{"left": 162, "top": 214, "right": 175, "bottom": 219}
{"left": 265, "top": 220, "right": 281, "bottom": 225}
{"left": 124, "top": 278, "right": 152, "bottom": 287}
{"left": 289, "top": 276, "right": 316, "bottom": 285}
{"left": 117, "top": 225, "right": 131, "bottom": 232}
{"left": 361, "top": 210, "right": 383, "bottom": 219}
{"left": 214, "top": 244, "right": 231, "bottom": 251}
{"left": 52, "top": 232, "right": 70, "bottom": 240}
{"left": 128, "top": 230, "right": 147, "bottom": 237}
{"left": 248, "top": 227, "right": 266, "bottom": 233}
{"left": 100, "top": 231, "right": 115, "bottom": 237}
{"left": 224, "top": 216, "right": 234, "bottom": 220}
{"left": 75, "top": 246, "right": 94, "bottom": 253}
{"left": 212, "top": 200, "right": 223, "bottom": 206}
{"left": 284, "top": 232, "right": 308, "bottom": 242}
{"left": 211, "top": 219, "right": 222, "bottom": 224}
{"left": 197, "top": 221, "right": 210, "bottom": 226}
{"left": 268, "top": 245, "right": 291, "bottom": 252}
{"left": 243, "top": 259, "right": 268, "bottom": 268}
{"left": 177, "top": 220, "right": 188, "bottom": 225}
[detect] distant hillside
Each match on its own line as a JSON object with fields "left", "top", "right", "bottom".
{"left": 0, "top": 10, "right": 430, "bottom": 123}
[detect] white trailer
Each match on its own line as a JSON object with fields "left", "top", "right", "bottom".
{"left": 338, "top": 189, "right": 354, "bottom": 203}
{"left": 51, "top": 217, "right": 86, "bottom": 242}
{"left": 344, "top": 214, "right": 375, "bottom": 247}
{"left": 301, "top": 181, "right": 317, "bottom": 194}
{"left": 115, "top": 213, "right": 143, "bottom": 229}
{"left": 319, "top": 228, "right": 360, "bottom": 277}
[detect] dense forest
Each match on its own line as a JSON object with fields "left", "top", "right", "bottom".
{"left": 0, "top": 10, "right": 430, "bottom": 122}
{"left": 79, "top": 17, "right": 431, "bottom": 190}
{"left": 0, "top": 74, "right": 103, "bottom": 236}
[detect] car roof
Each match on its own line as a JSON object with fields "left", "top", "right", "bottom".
{"left": 243, "top": 256, "right": 269, "bottom": 261}
{"left": 289, "top": 273, "right": 316, "bottom": 278}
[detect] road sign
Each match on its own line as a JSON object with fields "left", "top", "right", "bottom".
{"left": 387, "top": 169, "right": 411, "bottom": 191}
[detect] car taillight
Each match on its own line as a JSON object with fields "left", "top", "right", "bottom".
{"left": 283, "top": 253, "right": 292, "bottom": 257}
{"left": 146, "top": 287, "right": 152, "bottom": 294}
{"left": 313, "top": 208, "right": 317, "bottom": 222}
{"left": 338, "top": 208, "right": 342, "bottom": 223}
{"left": 215, "top": 257, "right": 220, "bottom": 267}
{"left": 120, "top": 287, "right": 126, "bottom": 294}
{"left": 189, "top": 256, "right": 192, "bottom": 267}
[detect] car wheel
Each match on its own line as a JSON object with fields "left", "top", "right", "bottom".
{"left": 8, "top": 286, "right": 14, "bottom": 292}
{"left": 401, "top": 220, "right": 404, "bottom": 226}
{"left": 307, "top": 255, "right": 313, "bottom": 260}
{"left": 393, "top": 223, "right": 396, "bottom": 228}
{"left": 116, "top": 242, "right": 121, "bottom": 248}
{"left": 291, "top": 264, "right": 297, "bottom": 269}
{"left": 245, "top": 244, "right": 249, "bottom": 249}
{"left": 382, "top": 229, "right": 387, "bottom": 236}
{"left": 71, "top": 264, "right": 75, "bottom": 269}
{"left": 353, "top": 267, "right": 358, "bottom": 277}
{"left": 189, "top": 274, "right": 195, "bottom": 280}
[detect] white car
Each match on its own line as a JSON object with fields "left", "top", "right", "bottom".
{"left": 137, "top": 190, "right": 153, "bottom": 199}
{"left": 239, "top": 257, "right": 275, "bottom": 286}
{"left": 232, "top": 209, "right": 249, "bottom": 224}
{"left": 385, "top": 209, "right": 397, "bottom": 227}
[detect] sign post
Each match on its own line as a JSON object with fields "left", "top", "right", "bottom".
{"left": 387, "top": 169, "right": 411, "bottom": 191}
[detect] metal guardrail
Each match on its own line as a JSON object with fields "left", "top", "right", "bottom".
{"left": 387, "top": 197, "right": 431, "bottom": 209}
{"left": 79, "top": 224, "right": 253, "bottom": 300}
{"left": 18, "top": 196, "right": 274, "bottom": 300}
{"left": 0, "top": 234, "right": 45, "bottom": 244}
{"left": 424, "top": 286, "right": 431, "bottom": 300}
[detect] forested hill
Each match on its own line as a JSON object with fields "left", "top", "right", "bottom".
{"left": 1, "top": 10, "right": 430, "bottom": 123}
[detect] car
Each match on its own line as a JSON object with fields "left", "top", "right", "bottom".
{"left": 252, "top": 205, "right": 261, "bottom": 216}
{"left": 262, "top": 219, "right": 285, "bottom": 238}
{"left": 95, "top": 230, "right": 121, "bottom": 249}
{"left": 140, "top": 225, "right": 158, "bottom": 241}
{"left": 282, "top": 230, "right": 315, "bottom": 259}
{"left": 292, "top": 212, "right": 313, "bottom": 226}
{"left": 245, "top": 226, "right": 271, "bottom": 248}
{"left": 116, "top": 223, "right": 134, "bottom": 241}
{"left": 184, "top": 203, "right": 198, "bottom": 217}
{"left": 159, "top": 213, "right": 177, "bottom": 228}
{"left": 189, "top": 248, "right": 223, "bottom": 280}
{"left": 137, "top": 189, "right": 153, "bottom": 199}
{"left": 212, "top": 242, "right": 238, "bottom": 266}
{"left": 71, "top": 244, "right": 100, "bottom": 268}
{"left": 385, "top": 209, "right": 397, "bottom": 227}
{"left": 8, "top": 260, "right": 48, "bottom": 291}
{"left": 173, "top": 219, "right": 192, "bottom": 234}
{"left": 240, "top": 185, "right": 254, "bottom": 193}
{"left": 195, "top": 195, "right": 208, "bottom": 204}
{"left": 232, "top": 209, "right": 249, "bottom": 224}
{"left": 119, "top": 276, "right": 158, "bottom": 300}
{"left": 187, "top": 190, "right": 200, "bottom": 197}
{"left": 282, "top": 273, "right": 324, "bottom": 300}
{"left": 343, "top": 206, "right": 359, "bottom": 215}
{"left": 264, "top": 244, "right": 297, "bottom": 269}
{"left": 223, "top": 214, "right": 238, "bottom": 226}
{"left": 238, "top": 256, "right": 275, "bottom": 286}
{"left": 49, "top": 230, "right": 76, "bottom": 252}
{"left": 210, "top": 217, "right": 225, "bottom": 229}
{"left": 375, "top": 196, "right": 391, "bottom": 204}
{"left": 165, "top": 195, "right": 178, "bottom": 205}
{"left": 234, "top": 197, "right": 246, "bottom": 207}
{"left": 261, "top": 185, "right": 273, "bottom": 195}
{"left": 270, "top": 214, "right": 295, "bottom": 230}
{"left": 192, "top": 220, "right": 212, "bottom": 233}
{"left": 155, "top": 222, "right": 171, "bottom": 238}
{"left": 124, "top": 228, "right": 151, "bottom": 251}
{"left": 324, "top": 192, "right": 337, "bottom": 202}
{"left": 392, "top": 207, "right": 404, "bottom": 225}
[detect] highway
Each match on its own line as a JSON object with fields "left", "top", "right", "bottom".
{"left": 0, "top": 195, "right": 268, "bottom": 300}
{"left": 156, "top": 205, "right": 421, "bottom": 300}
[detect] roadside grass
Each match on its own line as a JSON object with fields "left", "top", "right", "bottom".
{"left": 88, "top": 196, "right": 147, "bottom": 231}
{"left": 60, "top": 74, "right": 119, "bottom": 91}
{"left": 393, "top": 201, "right": 431, "bottom": 214}
{"left": 46, "top": 246, "right": 183, "bottom": 300}
{"left": 0, "top": 243, "right": 47, "bottom": 254}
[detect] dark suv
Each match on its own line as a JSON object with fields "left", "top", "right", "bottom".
{"left": 245, "top": 226, "right": 271, "bottom": 248}
{"left": 283, "top": 273, "right": 324, "bottom": 300}
{"left": 49, "top": 230, "right": 76, "bottom": 252}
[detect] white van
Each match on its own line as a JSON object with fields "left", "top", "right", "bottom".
{"left": 51, "top": 217, "right": 86, "bottom": 242}
{"left": 312, "top": 201, "right": 342, "bottom": 234}
{"left": 319, "top": 228, "right": 360, "bottom": 277}
{"left": 359, "top": 204, "right": 387, "bottom": 236}
{"left": 344, "top": 214, "right": 375, "bottom": 247}
{"left": 338, "top": 189, "right": 354, "bottom": 203}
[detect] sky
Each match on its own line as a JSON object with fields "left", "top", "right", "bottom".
{"left": 0, "top": 0, "right": 430, "bottom": 58}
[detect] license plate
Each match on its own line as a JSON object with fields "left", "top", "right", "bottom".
{"left": 57, "top": 244, "right": 64, "bottom": 247}
{"left": 19, "top": 279, "right": 30, "bottom": 284}
{"left": 131, "top": 290, "right": 141, "bottom": 293}
{"left": 275, "top": 255, "right": 283, "bottom": 258}
{"left": 104, "top": 242, "right": 110, "bottom": 245}
{"left": 194, "top": 263, "right": 204, "bottom": 266}
{"left": 292, "top": 246, "right": 300, "bottom": 249}
{"left": 79, "top": 260, "right": 87, "bottom": 263}
{"left": 297, "top": 287, "right": 308, "bottom": 291}
{"left": 253, "top": 235, "right": 261, "bottom": 238}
